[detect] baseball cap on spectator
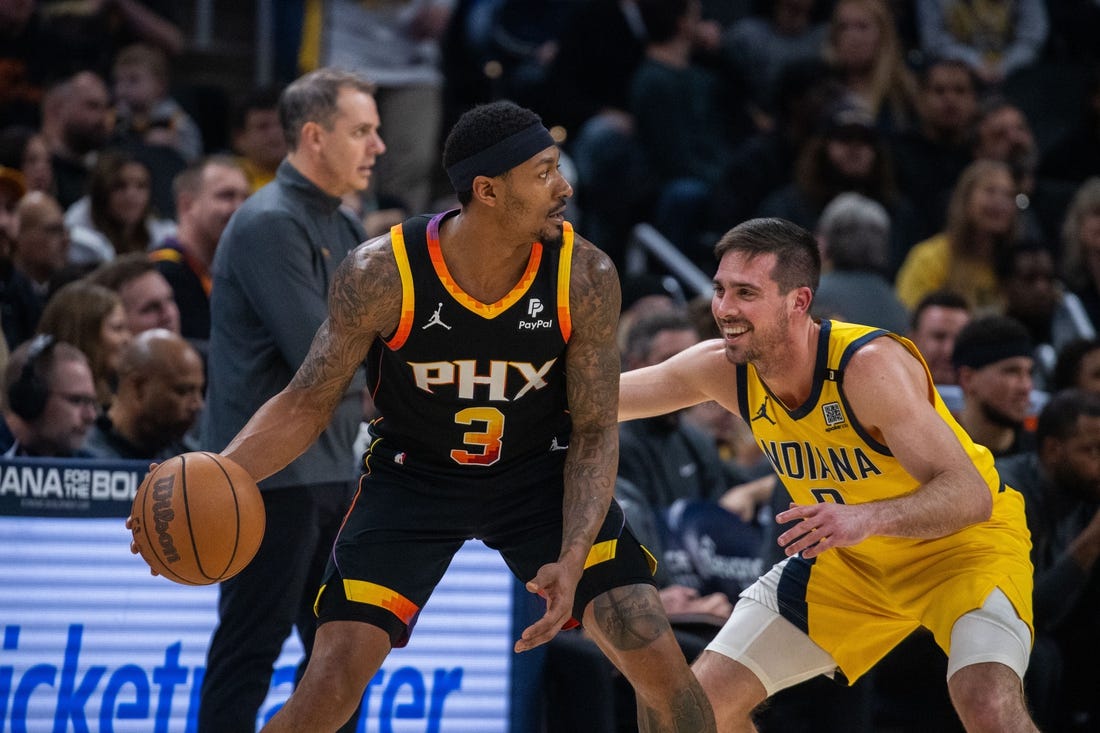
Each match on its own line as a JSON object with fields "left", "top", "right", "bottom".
{"left": 822, "top": 98, "right": 877, "bottom": 143}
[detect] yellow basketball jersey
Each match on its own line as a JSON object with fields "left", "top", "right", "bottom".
{"left": 737, "top": 320, "right": 1033, "bottom": 681}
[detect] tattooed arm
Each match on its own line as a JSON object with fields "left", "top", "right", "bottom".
{"left": 222, "top": 237, "right": 402, "bottom": 482}
{"left": 516, "top": 238, "right": 622, "bottom": 652}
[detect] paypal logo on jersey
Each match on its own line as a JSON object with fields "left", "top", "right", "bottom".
{"left": 520, "top": 298, "right": 553, "bottom": 330}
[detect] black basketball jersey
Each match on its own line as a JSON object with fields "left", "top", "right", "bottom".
{"left": 365, "top": 210, "right": 574, "bottom": 479}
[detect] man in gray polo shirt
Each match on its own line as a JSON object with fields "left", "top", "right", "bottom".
{"left": 198, "top": 67, "right": 384, "bottom": 732}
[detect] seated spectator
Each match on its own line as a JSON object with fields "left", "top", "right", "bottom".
{"left": 149, "top": 156, "right": 249, "bottom": 348}
{"left": 952, "top": 314, "right": 1038, "bottom": 456}
{"left": 715, "top": 57, "right": 841, "bottom": 231}
{"left": 111, "top": 43, "right": 204, "bottom": 163}
{"left": 0, "top": 125, "right": 55, "bottom": 195}
{"left": 1039, "top": 63, "right": 1100, "bottom": 186}
{"left": 888, "top": 57, "right": 979, "bottom": 239}
{"left": 40, "top": 71, "right": 112, "bottom": 209}
{"left": 758, "top": 97, "right": 920, "bottom": 273}
{"left": 0, "top": 167, "right": 41, "bottom": 352}
{"left": 997, "top": 239, "right": 1096, "bottom": 389}
{"left": 811, "top": 191, "right": 909, "bottom": 333}
{"left": 720, "top": 0, "right": 828, "bottom": 128}
{"left": 1050, "top": 338, "right": 1100, "bottom": 394}
{"left": 630, "top": 0, "right": 751, "bottom": 262}
{"left": 895, "top": 159, "right": 1019, "bottom": 311}
{"left": 36, "top": 280, "right": 131, "bottom": 409}
{"left": 995, "top": 389, "right": 1100, "bottom": 731}
{"left": 230, "top": 86, "right": 287, "bottom": 193}
{"left": 907, "top": 289, "right": 972, "bottom": 413}
{"left": 65, "top": 149, "right": 177, "bottom": 265}
{"left": 13, "top": 191, "right": 70, "bottom": 298}
{"left": 915, "top": 0, "right": 1049, "bottom": 88}
{"left": 823, "top": 0, "right": 918, "bottom": 133}
{"left": 1058, "top": 177, "right": 1100, "bottom": 330}
{"left": 84, "top": 328, "right": 203, "bottom": 460}
{"left": 1, "top": 335, "right": 97, "bottom": 457}
{"left": 86, "top": 252, "right": 181, "bottom": 335}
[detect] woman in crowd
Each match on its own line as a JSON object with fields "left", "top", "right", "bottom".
{"left": 36, "top": 280, "right": 131, "bottom": 409}
{"left": 64, "top": 150, "right": 176, "bottom": 266}
{"left": 895, "top": 158, "right": 1021, "bottom": 311}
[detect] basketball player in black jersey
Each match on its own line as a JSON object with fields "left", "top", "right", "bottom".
{"left": 201, "top": 101, "right": 715, "bottom": 731}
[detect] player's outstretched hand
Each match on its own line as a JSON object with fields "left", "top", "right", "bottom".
{"left": 775, "top": 501, "right": 871, "bottom": 559}
{"left": 515, "top": 561, "right": 578, "bottom": 653}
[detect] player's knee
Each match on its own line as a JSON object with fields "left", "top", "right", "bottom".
{"left": 587, "top": 584, "right": 671, "bottom": 655}
{"left": 949, "top": 665, "right": 1027, "bottom": 731}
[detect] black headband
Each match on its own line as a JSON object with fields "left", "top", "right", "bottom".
{"left": 952, "top": 338, "right": 1033, "bottom": 370}
{"left": 446, "top": 122, "right": 556, "bottom": 192}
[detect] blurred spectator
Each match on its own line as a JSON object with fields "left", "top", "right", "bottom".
{"left": 0, "top": 0, "right": 72, "bottom": 126}
{"left": 1059, "top": 177, "right": 1100, "bottom": 329}
{"left": 996, "top": 389, "right": 1100, "bottom": 732}
{"left": 915, "top": 0, "right": 1049, "bottom": 88}
{"left": 970, "top": 96, "right": 1058, "bottom": 243}
{"left": 888, "top": 57, "right": 979, "bottom": 238}
{"left": 758, "top": 97, "right": 920, "bottom": 273}
{"left": 1, "top": 335, "right": 97, "bottom": 457}
{"left": 823, "top": 0, "right": 918, "bottom": 133}
{"left": 65, "top": 150, "right": 177, "bottom": 265}
{"left": 895, "top": 158, "right": 1019, "bottom": 311}
{"left": 230, "top": 86, "right": 287, "bottom": 193}
{"left": 1039, "top": 63, "right": 1100, "bottom": 186}
{"left": 952, "top": 314, "right": 1037, "bottom": 456}
{"left": 811, "top": 191, "right": 909, "bottom": 333}
{"left": 40, "top": 70, "right": 112, "bottom": 209}
{"left": 38, "top": 0, "right": 184, "bottom": 67}
{"left": 629, "top": 0, "right": 750, "bottom": 263}
{"left": 13, "top": 190, "right": 70, "bottom": 298}
{"left": 0, "top": 167, "right": 41, "bottom": 352}
{"left": 302, "top": 0, "right": 451, "bottom": 214}
{"left": 997, "top": 239, "right": 1095, "bottom": 390}
{"left": 535, "top": 0, "right": 649, "bottom": 264}
{"left": 720, "top": 0, "right": 828, "bottom": 127}
{"left": 1051, "top": 338, "right": 1100, "bottom": 395}
{"left": 908, "top": 289, "right": 972, "bottom": 389}
{"left": 87, "top": 252, "right": 181, "bottom": 335}
{"left": 0, "top": 125, "right": 54, "bottom": 194}
{"left": 111, "top": 43, "right": 203, "bottom": 163}
{"left": 149, "top": 155, "right": 249, "bottom": 349}
{"left": 36, "top": 280, "right": 131, "bottom": 409}
{"left": 84, "top": 328, "right": 203, "bottom": 460}
{"left": 717, "top": 57, "right": 841, "bottom": 231}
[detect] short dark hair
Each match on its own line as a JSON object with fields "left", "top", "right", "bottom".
{"left": 86, "top": 251, "right": 158, "bottom": 292}
{"left": 1036, "top": 388, "right": 1100, "bottom": 445}
{"left": 624, "top": 310, "right": 695, "bottom": 366}
{"left": 231, "top": 85, "right": 283, "bottom": 133}
{"left": 636, "top": 0, "right": 692, "bottom": 44}
{"left": 442, "top": 101, "right": 543, "bottom": 204}
{"left": 1051, "top": 338, "right": 1100, "bottom": 392}
{"left": 713, "top": 218, "right": 820, "bottom": 294}
{"left": 910, "top": 289, "right": 970, "bottom": 331}
{"left": 279, "top": 68, "right": 376, "bottom": 151}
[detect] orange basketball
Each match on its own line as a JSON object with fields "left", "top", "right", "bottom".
{"left": 130, "top": 451, "right": 265, "bottom": 585}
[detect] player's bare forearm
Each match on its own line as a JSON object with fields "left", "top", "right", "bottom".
{"left": 560, "top": 425, "right": 619, "bottom": 568}
{"left": 559, "top": 240, "right": 621, "bottom": 569}
{"left": 225, "top": 238, "right": 401, "bottom": 483}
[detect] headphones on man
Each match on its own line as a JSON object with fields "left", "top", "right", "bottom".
{"left": 8, "top": 334, "right": 57, "bottom": 422}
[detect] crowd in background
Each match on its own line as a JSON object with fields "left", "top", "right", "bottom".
{"left": 1, "top": 0, "right": 1099, "bottom": 731}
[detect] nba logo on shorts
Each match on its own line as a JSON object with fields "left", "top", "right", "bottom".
{"left": 527, "top": 298, "right": 544, "bottom": 318}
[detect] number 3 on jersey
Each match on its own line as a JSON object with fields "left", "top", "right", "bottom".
{"left": 450, "top": 406, "right": 505, "bottom": 465}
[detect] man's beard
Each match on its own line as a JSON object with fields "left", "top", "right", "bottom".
{"left": 979, "top": 400, "right": 1024, "bottom": 429}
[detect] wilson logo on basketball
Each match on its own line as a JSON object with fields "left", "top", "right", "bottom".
{"left": 151, "top": 475, "right": 181, "bottom": 563}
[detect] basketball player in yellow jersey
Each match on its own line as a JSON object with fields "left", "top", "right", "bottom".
{"left": 619, "top": 217, "right": 1039, "bottom": 733}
